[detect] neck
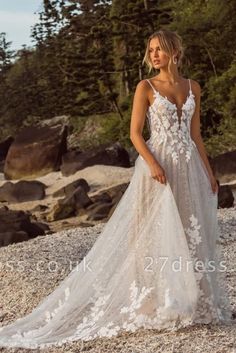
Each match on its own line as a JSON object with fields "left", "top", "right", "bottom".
{"left": 157, "top": 67, "right": 181, "bottom": 84}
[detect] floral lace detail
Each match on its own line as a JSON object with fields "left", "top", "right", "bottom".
{"left": 184, "top": 214, "right": 202, "bottom": 260}
{"left": 72, "top": 280, "right": 196, "bottom": 341}
{"left": 75, "top": 293, "right": 114, "bottom": 340}
{"left": 183, "top": 214, "right": 232, "bottom": 324}
{"left": 2, "top": 287, "right": 72, "bottom": 347}
{"left": 45, "top": 287, "right": 70, "bottom": 323}
{"left": 146, "top": 80, "right": 196, "bottom": 164}
{"left": 120, "top": 281, "right": 155, "bottom": 315}
{"left": 73, "top": 281, "right": 156, "bottom": 341}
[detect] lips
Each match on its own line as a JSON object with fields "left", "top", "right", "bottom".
{"left": 154, "top": 61, "right": 160, "bottom": 64}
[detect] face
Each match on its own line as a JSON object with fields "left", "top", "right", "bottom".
{"left": 148, "top": 37, "right": 171, "bottom": 69}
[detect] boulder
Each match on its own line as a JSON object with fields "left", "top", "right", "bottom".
{"left": 100, "top": 183, "right": 129, "bottom": 202}
{"left": 37, "top": 115, "right": 70, "bottom": 128}
{"left": 86, "top": 203, "right": 114, "bottom": 221}
{"left": 127, "top": 146, "right": 139, "bottom": 166}
{"left": 85, "top": 183, "right": 129, "bottom": 222}
{"left": 47, "top": 182, "right": 129, "bottom": 223}
{"left": 0, "top": 161, "right": 4, "bottom": 173}
{"left": 209, "top": 150, "right": 236, "bottom": 183}
{"left": 0, "top": 231, "right": 29, "bottom": 247}
{"left": 53, "top": 178, "right": 90, "bottom": 198}
{"left": 0, "top": 136, "right": 14, "bottom": 161}
{"left": 61, "top": 142, "right": 130, "bottom": 176}
{"left": 0, "top": 180, "right": 46, "bottom": 203}
{"left": 47, "top": 186, "right": 92, "bottom": 222}
{"left": 90, "top": 191, "right": 112, "bottom": 204}
{"left": 31, "top": 204, "right": 49, "bottom": 212}
{"left": 218, "top": 185, "right": 234, "bottom": 208}
{"left": 4, "top": 125, "right": 67, "bottom": 180}
{"left": 0, "top": 208, "right": 50, "bottom": 247}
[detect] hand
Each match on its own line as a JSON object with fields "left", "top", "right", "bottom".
{"left": 149, "top": 160, "right": 167, "bottom": 185}
{"left": 209, "top": 175, "right": 219, "bottom": 194}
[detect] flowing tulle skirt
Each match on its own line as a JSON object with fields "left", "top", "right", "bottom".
{"left": 0, "top": 141, "right": 233, "bottom": 349}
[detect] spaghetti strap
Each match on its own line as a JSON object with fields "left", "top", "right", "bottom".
{"left": 188, "top": 78, "right": 192, "bottom": 93}
{"left": 148, "top": 78, "right": 192, "bottom": 95}
{"left": 146, "top": 79, "right": 157, "bottom": 93}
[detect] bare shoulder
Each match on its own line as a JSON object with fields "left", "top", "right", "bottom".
{"left": 135, "top": 79, "right": 150, "bottom": 92}
{"left": 189, "top": 79, "right": 201, "bottom": 96}
{"left": 134, "top": 79, "right": 151, "bottom": 103}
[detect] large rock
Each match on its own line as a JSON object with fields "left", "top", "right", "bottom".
{"left": 0, "top": 231, "right": 29, "bottom": 247}
{"left": 61, "top": 142, "right": 130, "bottom": 176}
{"left": 0, "top": 161, "right": 4, "bottom": 173}
{"left": 4, "top": 125, "right": 68, "bottom": 180}
{"left": 47, "top": 186, "right": 92, "bottom": 222}
{"left": 0, "top": 136, "right": 14, "bottom": 161}
{"left": 85, "top": 183, "right": 129, "bottom": 222}
{"left": 48, "top": 181, "right": 129, "bottom": 223}
{"left": 0, "top": 180, "right": 46, "bottom": 203}
{"left": 210, "top": 150, "right": 236, "bottom": 183}
{"left": 0, "top": 136, "right": 14, "bottom": 173}
{"left": 218, "top": 184, "right": 234, "bottom": 208}
{"left": 86, "top": 203, "right": 114, "bottom": 221}
{"left": 53, "top": 178, "right": 90, "bottom": 198}
{"left": 37, "top": 115, "right": 70, "bottom": 128}
{"left": 128, "top": 146, "right": 139, "bottom": 166}
{"left": 0, "top": 207, "right": 50, "bottom": 247}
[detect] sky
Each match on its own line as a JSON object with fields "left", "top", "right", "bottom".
{"left": 0, "top": 0, "right": 43, "bottom": 51}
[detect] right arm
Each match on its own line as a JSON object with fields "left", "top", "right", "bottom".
{"left": 129, "top": 80, "right": 167, "bottom": 185}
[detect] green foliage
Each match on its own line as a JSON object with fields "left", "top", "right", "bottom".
{"left": 70, "top": 115, "right": 87, "bottom": 134}
{"left": 167, "top": 0, "right": 236, "bottom": 154}
{"left": 96, "top": 97, "right": 150, "bottom": 149}
{"left": 204, "top": 118, "right": 236, "bottom": 157}
{"left": 0, "top": 0, "right": 235, "bottom": 156}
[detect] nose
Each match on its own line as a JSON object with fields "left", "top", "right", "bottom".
{"left": 154, "top": 49, "right": 159, "bottom": 57}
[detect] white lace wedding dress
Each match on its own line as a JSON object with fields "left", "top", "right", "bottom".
{"left": 0, "top": 78, "right": 233, "bottom": 349}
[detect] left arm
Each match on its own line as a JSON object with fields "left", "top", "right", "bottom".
{"left": 190, "top": 80, "right": 218, "bottom": 194}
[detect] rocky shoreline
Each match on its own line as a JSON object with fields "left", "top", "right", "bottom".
{"left": 0, "top": 122, "right": 235, "bottom": 247}
{"left": 0, "top": 125, "right": 235, "bottom": 351}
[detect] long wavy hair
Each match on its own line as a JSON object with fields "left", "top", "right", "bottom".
{"left": 142, "top": 29, "right": 185, "bottom": 74}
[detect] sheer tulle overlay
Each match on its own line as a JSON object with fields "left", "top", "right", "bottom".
{"left": 0, "top": 79, "right": 233, "bottom": 349}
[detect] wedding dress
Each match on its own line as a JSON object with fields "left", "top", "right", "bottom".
{"left": 0, "top": 78, "right": 233, "bottom": 349}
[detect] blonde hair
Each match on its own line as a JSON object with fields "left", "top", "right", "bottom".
{"left": 142, "top": 29, "right": 185, "bottom": 74}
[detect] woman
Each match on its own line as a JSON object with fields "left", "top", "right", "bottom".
{"left": 0, "top": 29, "right": 233, "bottom": 349}
{"left": 131, "top": 31, "right": 218, "bottom": 193}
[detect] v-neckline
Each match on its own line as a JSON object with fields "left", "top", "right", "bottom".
{"left": 156, "top": 90, "right": 191, "bottom": 111}
{"left": 155, "top": 90, "right": 193, "bottom": 122}
{"left": 148, "top": 78, "right": 193, "bottom": 126}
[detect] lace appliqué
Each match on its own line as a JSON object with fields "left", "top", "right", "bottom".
{"left": 73, "top": 281, "right": 155, "bottom": 341}
{"left": 183, "top": 214, "right": 231, "bottom": 324}
{"left": 45, "top": 287, "right": 70, "bottom": 323}
{"left": 146, "top": 91, "right": 196, "bottom": 164}
{"left": 184, "top": 214, "right": 202, "bottom": 261}
{"left": 3, "top": 287, "right": 72, "bottom": 347}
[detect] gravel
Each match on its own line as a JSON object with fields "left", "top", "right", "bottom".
{"left": 0, "top": 207, "right": 235, "bottom": 353}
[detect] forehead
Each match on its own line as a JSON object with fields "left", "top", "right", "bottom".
{"left": 149, "top": 37, "right": 161, "bottom": 48}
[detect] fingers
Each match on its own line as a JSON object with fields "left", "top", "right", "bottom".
{"left": 152, "top": 174, "right": 167, "bottom": 185}
{"left": 158, "top": 175, "right": 166, "bottom": 185}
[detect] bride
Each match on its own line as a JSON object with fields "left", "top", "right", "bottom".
{"left": 0, "top": 28, "right": 234, "bottom": 349}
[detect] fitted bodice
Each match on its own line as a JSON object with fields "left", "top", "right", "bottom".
{"left": 145, "top": 79, "right": 197, "bottom": 164}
